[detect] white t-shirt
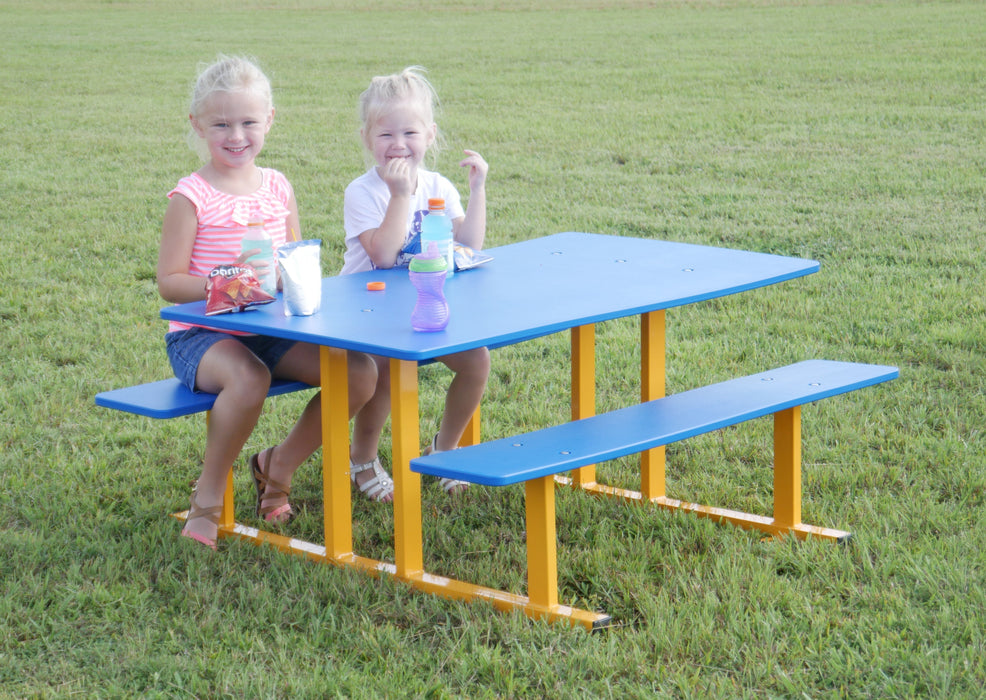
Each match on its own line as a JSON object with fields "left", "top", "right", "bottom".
{"left": 342, "top": 167, "right": 464, "bottom": 274}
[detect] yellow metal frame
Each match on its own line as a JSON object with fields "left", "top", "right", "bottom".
{"left": 178, "top": 347, "right": 609, "bottom": 630}
{"left": 556, "top": 314, "right": 850, "bottom": 543}
{"left": 175, "top": 314, "right": 846, "bottom": 634}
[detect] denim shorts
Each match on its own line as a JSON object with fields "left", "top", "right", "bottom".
{"left": 165, "top": 327, "right": 298, "bottom": 392}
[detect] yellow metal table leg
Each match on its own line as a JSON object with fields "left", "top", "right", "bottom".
{"left": 570, "top": 324, "right": 596, "bottom": 486}
{"left": 391, "top": 358, "right": 423, "bottom": 579}
{"left": 320, "top": 347, "right": 353, "bottom": 562}
{"left": 525, "top": 475, "right": 558, "bottom": 612}
{"left": 640, "top": 310, "right": 666, "bottom": 500}
{"left": 773, "top": 406, "right": 802, "bottom": 530}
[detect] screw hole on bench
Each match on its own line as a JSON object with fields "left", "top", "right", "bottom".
{"left": 615, "top": 259, "right": 627, "bottom": 264}
{"left": 511, "top": 442, "right": 524, "bottom": 448}
{"left": 809, "top": 382, "right": 821, "bottom": 386}
{"left": 682, "top": 267, "right": 694, "bottom": 272}
{"left": 560, "top": 450, "right": 571, "bottom": 456}
{"left": 762, "top": 377, "right": 774, "bottom": 382}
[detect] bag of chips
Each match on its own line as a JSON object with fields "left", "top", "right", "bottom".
{"left": 205, "top": 264, "right": 276, "bottom": 316}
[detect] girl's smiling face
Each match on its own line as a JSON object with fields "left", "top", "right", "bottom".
{"left": 364, "top": 100, "right": 436, "bottom": 175}
{"left": 191, "top": 90, "right": 273, "bottom": 171}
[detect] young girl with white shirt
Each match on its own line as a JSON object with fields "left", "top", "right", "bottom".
{"left": 342, "top": 66, "right": 490, "bottom": 502}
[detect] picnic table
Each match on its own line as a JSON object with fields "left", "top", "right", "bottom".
{"left": 156, "top": 232, "right": 895, "bottom": 628}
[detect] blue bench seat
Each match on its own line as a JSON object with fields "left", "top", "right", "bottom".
{"left": 95, "top": 378, "right": 313, "bottom": 419}
{"left": 412, "top": 360, "right": 897, "bottom": 487}
{"left": 96, "top": 377, "right": 315, "bottom": 528}
{"left": 411, "top": 360, "right": 896, "bottom": 626}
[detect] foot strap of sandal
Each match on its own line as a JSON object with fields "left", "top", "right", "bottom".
{"left": 350, "top": 457, "right": 394, "bottom": 502}
{"left": 251, "top": 447, "right": 293, "bottom": 523}
{"left": 439, "top": 476, "right": 470, "bottom": 494}
{"left": 425, "top": 435, "right": 469, "bottom": 494}
{"left": 183, "top": 488, "right": 222, "bottom": 550}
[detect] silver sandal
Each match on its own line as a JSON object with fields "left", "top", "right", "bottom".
{"left": 350, "top": 457, "right": 394, "bottom": 503}
{"left": 423, "top": 435, "right": 470, "bottom": 496}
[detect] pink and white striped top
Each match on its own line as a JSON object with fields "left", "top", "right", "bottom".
{"left": 166, "top": 168, "right": 294, "bottom": 334}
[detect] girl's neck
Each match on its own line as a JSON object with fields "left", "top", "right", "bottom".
{"left": 198, "top": 162, "right": 263, "bottom": 196}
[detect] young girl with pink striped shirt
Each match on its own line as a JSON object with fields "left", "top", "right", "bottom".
{"left": 157, "top": 55, "right": 376, "bottom": 549}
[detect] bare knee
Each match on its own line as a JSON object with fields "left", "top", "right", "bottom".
{"left": 197, "top": 340, "right": 272, "bottom": 407}
{"left": 348, "top": 351, "right": 379, "bottom": 405}
{"left": 220, "top": 361, "right": 272, "bottom": 409}
{"left": 447, "top": 347, "right": 490, "bottom": 382}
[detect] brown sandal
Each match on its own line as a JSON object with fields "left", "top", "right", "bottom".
{"left": 249, "top": 447, "right": 294, "bottom": 524}
{"left": 181, "top": 488, "right": 222, "bottom": 550}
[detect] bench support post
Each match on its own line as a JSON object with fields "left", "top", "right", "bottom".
{"left": 640, "top": 310, "right": 666, "bottom": 499}
{"left": 460, "top": 407, "right": 481, "bottom": 447}
{"left": 525, "top": 475, "right": 559, "bottom": 611}
{"left": 773, "top": 406, "right": 802, "bottom": 529}
{"left": 391, "top": 358, "right": 424, "bottom": 578}
{"left": 321, "top": 347, "right": 354, "bottom": 562}
{"left": 222, "top": 466, "right": 235, "bottom": 530}
{"left": 204, "top": 410, "right": 237, "bottom": 531}
{"left": 570, "top": 324, "right": 596, "bottom": 486}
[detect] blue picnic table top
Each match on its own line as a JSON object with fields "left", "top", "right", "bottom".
{"left": 160, "top": 232, "right": 819, "bottom": 361}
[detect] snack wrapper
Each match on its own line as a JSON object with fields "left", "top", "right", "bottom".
{"left": 205, "top": 265, "right": 276, "bottom": 316}
{"left": 396, "top": 236, "right": 493, "bottom": 270}
{"left": 453, "top": 244, "right": 494, "bottom": 271}
{"left": 277, "top": 239, "right": 322, "bottom": 316}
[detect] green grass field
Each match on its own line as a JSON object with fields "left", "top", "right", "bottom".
{"left": 2, "top": 0, "right": 984, "bottom": 697}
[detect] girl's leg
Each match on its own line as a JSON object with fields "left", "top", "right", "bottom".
{"left": 263, "top": 344, "right": 378, "bottom": 513}
{"left": 350, "top": 355, "right": 391, "bottom": 464}
{"left": 424, "top": 347, "right": 490, "bottom": 496}
{"left": 435, "top": 347, "right": 491, "bottom": 451}
{"left": 348, "top": 355, "right": 395, "bottom": 502}
{"left": 185, "top": 338, "right": 273, "bottom": 544}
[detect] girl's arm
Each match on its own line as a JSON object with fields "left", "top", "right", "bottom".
{"left": 358, "top": 159, "right": 414, "bottom": 268}
{"left": 157, "top": 193, "right": 302, "bottom": 303}
{"left": 286, "top": 193, "right": 302, "bottom": 242}
{"left": 157, "top": 194, "right": 210, "bottom": 303}
{"left": 452, "top": 149, "right": 488, "bottom": 250}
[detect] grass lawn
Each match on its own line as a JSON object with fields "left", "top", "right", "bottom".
{"left": 1, "top": 0, "right": 984, "bottom": 697}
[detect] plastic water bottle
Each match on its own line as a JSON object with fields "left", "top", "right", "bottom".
{"left": 419, "top": 198, "right": 454, "bottom": 279}
{"left": 241, "top": 218, "right": 276, "bottom": 295}
{"left": 409, "top": 242, "right": 449, "bottom": 331}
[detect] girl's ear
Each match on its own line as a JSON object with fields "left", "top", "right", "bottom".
{"left": 426, "top": 122, "right": 438, "bottom": 146}
{"left": 189, "top": 114, "right": 204, "bottom": 138}
{"left": 265, "top": 108, "right": 275, "bottom": 133}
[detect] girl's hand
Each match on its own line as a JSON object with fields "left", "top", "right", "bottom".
{"left": 460, "top": 150, "right": 488, "bottom": 191}
{"left": 380, "top": 157, "right": 415, "bottom": 197}
{"left": 237, "top": 249, "right": 273, "bottom": 280}
{"left": 236, "top": 249, "right": 259, "bottom": 265}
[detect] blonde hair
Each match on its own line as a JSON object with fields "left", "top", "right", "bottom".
{"left": 358, "top": 66, "right": 444, "bottom": 160}
{"left": 186, "top": 55, "right": 273, "bottom": 159}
